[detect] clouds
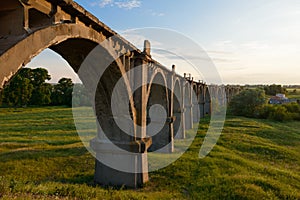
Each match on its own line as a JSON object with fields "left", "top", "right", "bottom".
{"left": 115, "top": 0, "right": 141, "bottom": 9}
{"left": 206, "top": 39, "right": 300, "bottom": 84}
{"left": 90, "top": 0, "right": 141, "bottom": 10}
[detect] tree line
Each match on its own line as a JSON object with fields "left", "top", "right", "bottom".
{"left": 228, "top": 89, "right": 300, "bottom": 122}
{"left": 0, "top": 68, "right": 90, "bottom": 107}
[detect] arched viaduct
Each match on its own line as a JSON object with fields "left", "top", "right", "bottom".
{"left": 0, "top": 0, "right": 241, "bottom": 188}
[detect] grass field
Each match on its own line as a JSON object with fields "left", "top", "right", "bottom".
{"left": 286, "top": 88, "right": 300, "bottom": 99}
{"left": 0, "top": 107, "right": 299, "bottom": 199}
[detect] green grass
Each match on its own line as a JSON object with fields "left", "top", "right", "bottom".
{"left": 0, "top": 107, "right": 299, "bottom": 199}
{"left": 286, "top": 88, "right": 300, "bottom": 99}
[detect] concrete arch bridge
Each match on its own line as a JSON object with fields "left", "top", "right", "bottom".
{"left": 0, "top": 0, "right": 241, "bottom": 188}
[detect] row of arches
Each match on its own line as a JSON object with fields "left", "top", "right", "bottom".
{"left": 0, "top": 0, "right": 241, "bottom": 188}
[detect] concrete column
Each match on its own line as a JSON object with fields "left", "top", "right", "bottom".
{"left": 166, "top": 65, "right": 175, "bottom": 151}
{"left": 199, "top": 85, "right": 205, "bottom": 118}
{"left": 180, "top": 80, "right": 186, "bottom": 138}
{"left": 184, "top": 82, "right": 193, "bottom": 130}
{"left": 192, "top": 85, "right": 200, "bottom": 123}
{"left": 93, "top": 49, "right": 151, "bottom": 188}
{"left": 204, "top": 86, "right": 212, "bottom": 115}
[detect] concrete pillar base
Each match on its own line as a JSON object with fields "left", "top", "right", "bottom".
{"left": 90, "top": 138, "right": 151, "bottom": 188}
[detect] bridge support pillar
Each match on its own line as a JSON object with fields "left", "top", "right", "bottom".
{"left": 204, "top": 101, "right": 211, "bottom": 115}
{"left": 174, "top": 109, "right": 185, "bottom": 139}
{"left": 193, "top": 103, "right": 200, "bottom": 123}
{"left": 91, "top": 138, "right": 151, "bottom": 188}
{"left": 199, "top": 102, "right": 205, "bottom": 118}
{"left": 184, "top": 105, "right": 193, "bottom": 130}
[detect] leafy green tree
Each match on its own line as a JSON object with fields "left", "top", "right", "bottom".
{"left": 30, "top": 83, "right": 53, "bottom": 106}
{"left": 51, "top": 78, "right": 74, "bottom": 106}
{"left": 2, "top": 74, "right": 33, "bottom": 107}
{"left": 29, "top": 68, "right": 52, "bottom": 105}
{"left": 30, "top": 68, "right": 51, "bottom": 86}
{"left": 1, "top": 68, "right": 52, "bottom": 107}
{"left": 228, "top": 89, "right": 266, "bottom": 117}
{"left": 264, "top": 84, "right": 286, "bottom": 96}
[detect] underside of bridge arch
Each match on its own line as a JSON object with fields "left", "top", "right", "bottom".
{"left": 50, "top": 38, "right": 99, "bottom": 73}
{"left": 0, "top": 23, "right": 109, "bottom": 89}
{"left": 0, "top": 25, "right": 134, "bottom": 136}
{"left": 147, "top": 72, "right": 171, "bottom": 153}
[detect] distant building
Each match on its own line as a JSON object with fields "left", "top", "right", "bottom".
{"left": 269, "top": 93, "right": 293, "bottom": 104}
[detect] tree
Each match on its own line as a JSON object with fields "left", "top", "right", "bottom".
{"left": 228, "top": 89, "right": 266, "bottom": 117}
{"left": 29, "top": 68, "right": 52, "bottom": 105}
{"left": 30, "top": 83, "right": 53, "bottom": 105}
{"left": 264, "top": 84, "right": 286, "bottom": 96}
{"left": 1, "top": 68, "right": 52, "bottom": 107}
{"left": 2, "top": 74, "right": 33, "bottom": 107}
{"left": 51, "top": 78, "right": 74, "bottom": 106}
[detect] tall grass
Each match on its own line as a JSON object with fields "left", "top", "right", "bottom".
{"left": 0, "top": 107, "right": 299, "bottom": 199}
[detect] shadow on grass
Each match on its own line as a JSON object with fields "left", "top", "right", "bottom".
{"left": 0, "top": 146, "right": 88, "bottom": 162}
{"left": 254, "top": 129, "right": 300, "bottom": 146}
{"left": 57, "top": 174, "right": 95, "bottom": 185}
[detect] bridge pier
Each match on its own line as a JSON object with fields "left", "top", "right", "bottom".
{"left": 204, "top": 86, "right": 212, "bottom": 115}
{"left": 175, "top": 85, "right": 186, "bottom": 139}
{"left": 91, "top": 138, "right": 150, "bottom": 188}
{"left": 184, "top": 104, "right": 193, "bottom": 130}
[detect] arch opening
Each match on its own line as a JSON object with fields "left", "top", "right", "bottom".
{"left": 173, "top": 80, "right": 182, "bottom": 139}
{"left": 184, "top": 83, "right": 192, "bottom": 130}
{"left": 146, "top": 72, "right": 170, "bottom": 152}
{"left": 204, "top": 87, "right": 211, "bottom": 115}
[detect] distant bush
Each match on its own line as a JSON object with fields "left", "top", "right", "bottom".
{"left": 257, "top": 104, "right": 276, "bottom": 119}
{"left": 283, "top": 102, "right": 300, "bottom": 113}
{"left": 229, "top": 89, "right": 300, "bottom": 122}
{"left": 268, "top": 106, "right": 292, "bottom": 122}
{"left": 228, "top": 89, "right": 266, "bottom": 118}
{"left": 257, "top": 103, "right": 300, "bottom": 121}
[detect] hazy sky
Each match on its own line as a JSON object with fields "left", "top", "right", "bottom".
{"left": 27, "top": 0, "right": 300, "bottom": 84}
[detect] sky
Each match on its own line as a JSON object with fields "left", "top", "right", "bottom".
{"left": 27, "top": 0, "right": 300, "bottom": 85}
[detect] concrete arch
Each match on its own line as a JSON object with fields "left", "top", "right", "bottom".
{"left": 172, "top": 77, "right": 182, "bottom": 92}
{"left": 226, "top": 87, "right": 233, "bottom": 103}
{"left": 0, "top": 22, "right": 141, "bottom": 149}
{"left": 217, "top": 86, "right": 225, "bottom": 106}
{"left": 146, "top": 72, "right": 171, "bottom": 152}
{"left": 1, "top": 24, "right": 107, "bottom": 88}
{"left": 192, "top": 84, "right": 200, "bottom": 123}
{"left": 184, "top": 81, "right": 193, "bottom": 130}
{"left": 204, "top": 86, "right": 211, "bottom": 115}
{"left": 173, "top": 79, "right": 183, "bottom": 139}
{"left": 198, "top": 85, "right": 205, "bottom": 118}
{"left": 147, "top": 69, "right": 168, "bottom": 99}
